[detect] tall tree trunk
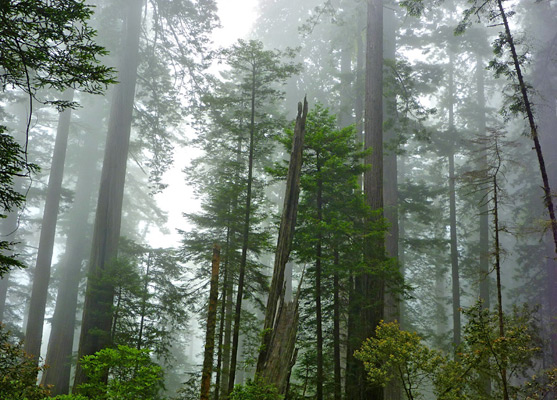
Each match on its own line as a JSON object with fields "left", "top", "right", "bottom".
{"left": 0, "top": 190, "right": 20, "bottom": 321}
{"left": 346, "top": 25, "right": 366, "bottom": 397}
{"left": 214, "top": 227, "right": 230, "bottom": 400}
{"left": 358, "top": 0, "right": 385, "bottom": 399}
{"left": 333, "top": 251, "right": 342, "bottom": 400}
{"left": 219, "top": 279, "right": 234, "bottom": 397}
{"left": 383, "top": 7, "right": 400, "bottom": 400}
{"left": 256, "top": 99, "right": 308, "bottom": 395}
{"left": 24, "top": 90, "right": 74, "bottom": 363}
{"left": 41, "top": 102, "right": 103, "bottom": 394}
{"left": 447, "top": 50, "right": 461, "bottom": 349}
{"left": 476, "top": 53, "right": 490, "bottom": 311}
{"left": 315, "top": 156, "right": 324, "bottom": 400}
{"left": 137, "top": 252, "right": 151, "bottom": 350}
{"left": 476, "top": 52, "right": 492, "bottom": 396}
{"left": 227, "top": 66, "right": 258, "bottom": 395}
{"left": 492, "top": 146, "right": 509, "bottom": 400}
{"left": 73, "top": 0, "right": 142, "bottom": 389}
{"left": 201, "top": 245, "right": 221, "bottom": 400}
{"left": 0, "top": 273, "right": 9, "bottom": 321}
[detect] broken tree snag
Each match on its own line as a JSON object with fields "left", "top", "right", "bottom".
{"left": 256, "top": 97, "right": 308, "bottom": 393}
{"left": 200, "top": 244, "right": 221, "bottom": 400}
{"left": 259, "top": 282, "right": 302, "bottom": 394}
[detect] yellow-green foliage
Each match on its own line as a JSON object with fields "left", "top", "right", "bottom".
{"left": 354, "top": 320, "right": 447, "bottom": 400}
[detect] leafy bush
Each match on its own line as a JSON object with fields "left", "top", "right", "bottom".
{"left": 55, "top": 345, "right": 165, "bottom": 400}
{"left": 0, "top": 324, "right": 50, "bottom": 399}
{"left": 229, "top": 377, "right": 283, "bottom": 400}
{"left": 355, "top": 303, "right": 547, "bottom": 400}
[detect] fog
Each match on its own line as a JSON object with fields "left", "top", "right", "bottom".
{"left": 1, "top": 0, "right": 556, "bottom": 399}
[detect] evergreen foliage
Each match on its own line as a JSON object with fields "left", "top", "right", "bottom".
{"left": 0, "top": 324, "right": 50, "bottom": 400}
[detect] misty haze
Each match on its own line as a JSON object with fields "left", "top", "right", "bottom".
{"left": 1, "top": 0, "right": 556, "bottom": 399}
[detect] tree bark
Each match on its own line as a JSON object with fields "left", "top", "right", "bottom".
{"left": 214, "top": 227, "right": 230, "bottom": 400}
{"left": 24, "top": 90, "right": 74, "bottom": 363}
{"left": 41, "top": 102, "right": 103, "bottom": 394}
{"left": 359, "top": 0, "right": 385, "bottom": 399}
{"left": 492, "top": 150, "right": 509, "bottom": 400}
{"left": 0, "top": 197, "right": 19, "bottom": 321}
{"left": 475, "top": 51, "right": 491, "bottom": 397}
{"left": 73, "top": 0, "right": 142, "bottom": 389}
{"left": 227, "top": 64, "right": 258, "bottom": 395}
{"left": 201, "top": 245, "right": 221, "bottom": 400}
{"left": 447, "top": 50, "right": 461, "bottom": 349}
{"left": 256, "top": 98, "right": 308, "bottom": 394}
{"left": 315, "top": 155, "right": 324, "bottom": 400}
{"left": 383, "top": 7, "right": 401, "bottom": 400}
{"left": 333, "top": 251, "right": 342, "bottom": 400}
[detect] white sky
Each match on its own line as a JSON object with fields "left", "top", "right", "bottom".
{"left": 148, "top": 0, "right": 258, "bottom": 249}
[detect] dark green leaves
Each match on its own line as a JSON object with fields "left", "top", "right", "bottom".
{"left": 0, "top": 0, "right": 116, "bottom": 105}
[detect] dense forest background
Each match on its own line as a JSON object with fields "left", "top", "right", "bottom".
{"left": 1, "top": 0, "right": 557, "bottom": 399}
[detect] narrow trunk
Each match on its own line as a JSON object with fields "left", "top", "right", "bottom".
{"left": 492, "top": 152, "right": 509, "bottom": 400}
{"left": 447, "top": 50, "right": 461, "bottom": 349}
{"left": 333, "top": 251, "right": 342, "bottom": 400}
{"left": 476, "top": 52, "right": 491, "bottom": 396}
{"left": 476, "top": 54, "right": 490, "bottom": 309}
{"left": 137, "top": 252, "right": 151, "bottom": 350}
{"left": 0, "top": 273, "right": 10, "bottom": 321}
{"left": 345, "top": 274, "right": 359, "bottom": 399}
{"left": 227, "top": 66, "right": 258, "bottom": 394}
{"left": 24, "top": 90, "right": 74, "bottom": 363}
{"left": 201, "top": 245, "right": 221, "bottom": 400}
{"left": 214, "top": 227, "right": 231, "bottom": 400}
{"left": 41, "top": 105, "right": 102, "bottom": 394}
{"left": 220, "top": 280, "right": 234, "bottom": 397}
{"left": 73, "top": 0, "right": 142, "bottom": 389}
{"left": 315, "top": 157, "right": 324, "bottom": 400}
{"left": 355, "top": 21, "right": 365, "bottom": 191}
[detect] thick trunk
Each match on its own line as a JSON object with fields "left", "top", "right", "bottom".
{"left": 41, "top": 104, "right": 102, "bottom": 394}
{"left": 201, "top": 245, "right": 221, "bottom": 400}
{"left": 358, "top": 0, "right": 385, "bottom": 399}
{"left": 24, "top": 90, "right": 74, "bottom": 363}
{"left": 383, "top": 8, "right": 400, "bottom": 400}
{"left": 256, "top": 99, "right": 308, "bottom": 394}
{"left": 73, "top": 0, "right": 142, "bottom": 389}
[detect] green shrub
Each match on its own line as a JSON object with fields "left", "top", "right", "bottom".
{"left": 229, "top": 377, "right": 283, "bottom": 400}
{"left": 55, "top": 345, "right": 165, "bottom": 400}
{"left": 0, "top": 324, "right": 50, "bottom": 400}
